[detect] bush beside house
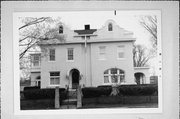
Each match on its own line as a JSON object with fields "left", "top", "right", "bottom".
{"left": 82, "top": 84, "right": 158, "bottom": 105}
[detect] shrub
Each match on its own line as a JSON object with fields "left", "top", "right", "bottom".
{"left": 82, "top": 86, "right": 112, "bottom": 98}
{"left": 82, "top": 84, "right": 157, "bottom": 98}
{"left": 23, "top": 88, "right": 67, "bottom": 100}
{"left": 118, "top": 84, "right": 158, "bottom": 96}
{"left": 24, "top": 86, "right": 40, "bottom": 91}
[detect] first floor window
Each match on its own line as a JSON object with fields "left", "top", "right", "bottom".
{"left": 50, "top": 72, "right": 60, "bottom": 85}
{"left": 103, "top": 68, "right": 125, "bottom": 84}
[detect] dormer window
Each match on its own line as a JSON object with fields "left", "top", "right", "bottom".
{"left": 59, "top": 25, "right": 63, "bottom": 34}
{"left": 108, "top": 23, "right": 113, "bottom": 31}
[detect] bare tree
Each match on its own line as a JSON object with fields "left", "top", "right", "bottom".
{"left": 19, "top": 17, "right": 64, "bottom": 80}
{"left": 133, "top": 44, "right": 154, "bottom": 67}
{"left": 19, "top": 17, "right": 63, "bottom": 59}
{"left": 139, "top": 16, "right": 157, "bottom": 51}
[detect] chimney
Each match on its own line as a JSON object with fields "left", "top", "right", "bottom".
{"left": 85, "top": 24, "right": 90, "bottom": 30}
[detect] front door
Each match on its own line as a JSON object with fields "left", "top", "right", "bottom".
{"left": 72, "top": 69, "right": 80, "bottom": 89}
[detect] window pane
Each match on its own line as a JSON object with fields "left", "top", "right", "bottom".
{"left": 99, "top": 46, "right": 106, "bottom": 53}
{"left": 104, "top": 70, "right": 108, "bottom": 74}
{"left": 59, "top": 25, "right": 63, "bottom": 34}
{"left": 119, "top": 70, "right": 124, "bottom": 74}
{"left": 111, "top": 68, "right": 117, "bottom": 74}
{"left": 50, "top": 72, "right": 60, "bottom": 76}
{"left": 54, "top": 78, "right": 60, "bottom": 84}
{"left": 68, "top": 48, "right": 74, "bottom": 60}
{"left": 118, "top": 52, "right": 124, "bottom": 58}
{"left": 108, "top": 23, "right": 113, "bottom": 31}
{"left": 120, "top": 75, "right": 125, "bottom": 82}
{"left": 111, "top": 75, "right": 118, "bottom": 83}
{"left": 117, "top": 46, "right": 125, "bottom": 59}
{"left": 49, "top": 49, "right": 55, "bottom": 61}
{"left": 104, "top": 76, "right": 109, "bottom": 83}
{"left": 99, "top": 46, "right": 106, "bottom": 59}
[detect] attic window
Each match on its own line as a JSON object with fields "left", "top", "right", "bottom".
{"left": 108, "top": 23, "right": 113, "bottom": 31}
{"left": 59, "top": 25, "right": 63, "bottom": 34}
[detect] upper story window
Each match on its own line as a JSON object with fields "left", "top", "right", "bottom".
{"left": 103, "top": 68, "right": 125, "bottom": 84}
{"left": 67, "top": 48, "right": 74, "bottom": 61}
{"left": 99, "top": 46, "right": 106, "bottom": 60}
{"left": 59, "top": 25, "right": 63, "bottom": 34}
{"left": 117, "top": 45, "right": 125, "bottom": 59}
{"left": 50, "top": 72, "right": 60, "bottom": 85}
{"left": 108, "top": 23, "right": 113, "bottom": 31}
{"left": 31, "top": 54, "right": 40, "bottom": 67}
{"left": 49, "top": 49, "right": 55, "bottom": 61}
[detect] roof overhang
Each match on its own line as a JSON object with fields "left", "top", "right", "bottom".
{"left": 38, "top": 38, "right": 136, "bottom": 46}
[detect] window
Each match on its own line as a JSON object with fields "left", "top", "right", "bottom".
{"left": 67, "top": 48, "right": 74, "bottom": 61}
{"left": 36, "top": 76, "right": 41, "bottom": 87}
{"left": 108, "top": 23, "right": 113, "bottom": 31}
{"left": 32, "top": 54, "right": 40, "bottom": 67}
{"left": 117, "top": 46, "right": 125, "bottom": 59}
{"left": 59, "top": 25, "right": 63, "bottom": 34}
{"left": 103, "top": 68, "right": 125, "bottom": 84}
{"left": 50, "top": 72, "right": 60, "bottom": 85}
{"left": 49, "top": 49, "right": 55, "bottom": 61}
{"left": 99, "top": 46, "right": 106, "bottom": 60}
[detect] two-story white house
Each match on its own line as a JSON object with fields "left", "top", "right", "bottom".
{"left": 30, "top": 19, "right": 150, "bottom": 89}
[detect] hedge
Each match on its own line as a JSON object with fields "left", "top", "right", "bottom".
{"left": 24, "top": 86, "right": 40, "bottom": 91}
{"left": 23, "top": 88, "right": 67, "bottom": 100}
{"left": 82, "top": 87, "right": 112, "bottom": 98}
{"left": 118, "top": 84, "right": 158, "bottom": 96}
{"left": 82, "top": 84, "right": 157, "bottom": 98}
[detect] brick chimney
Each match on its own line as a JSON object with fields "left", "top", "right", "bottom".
{"left": 85, "top": 24, "right": 90, "bottom": 30}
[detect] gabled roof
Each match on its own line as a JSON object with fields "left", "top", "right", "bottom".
{"left": 74, "top": 29, "right": 97, "bottom": 35}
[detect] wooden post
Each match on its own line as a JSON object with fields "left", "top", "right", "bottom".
{"left": 55, "top": 86, "right": 60, "bottom": 109}
{"left": 77, "top": 85, "right": 82, "bottom": 108}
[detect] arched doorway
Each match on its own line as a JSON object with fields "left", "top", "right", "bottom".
{"left": 70, "top": 69, "right": 80, "bottom": 89}
{"left": 134, "top": 72, "right": 145, "bottom": 85}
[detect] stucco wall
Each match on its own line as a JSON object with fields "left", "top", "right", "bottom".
{"left": 91, "top": 42, "right": 135, "bottom": 86}
{"left": 40, "top": 44, "right": 89, "bottom": 88}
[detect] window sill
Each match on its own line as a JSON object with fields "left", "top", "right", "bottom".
{"left": 98, "top": 58, "right": 106, "bottom": 60}
{"left": 47, "top": 85, "right": 61, "bottom": 88}
{"left": 48, "top": 60, "right": 56, "bottom": 62}
{"left": 117, "top": 58, "right": 125, "bottom": 60}
{"left": 66, "top": 60, "right": 74, "bottom": 62}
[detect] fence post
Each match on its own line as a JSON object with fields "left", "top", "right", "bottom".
{"left": 55, "top": 86, "right": 60, "bottom": 109}
{"left": 77, "top": 85, "right": 82, "bottom": 108}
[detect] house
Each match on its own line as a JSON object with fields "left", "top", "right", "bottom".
{"left": 30, "top": 19, "right": 150, "bottom": 89}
